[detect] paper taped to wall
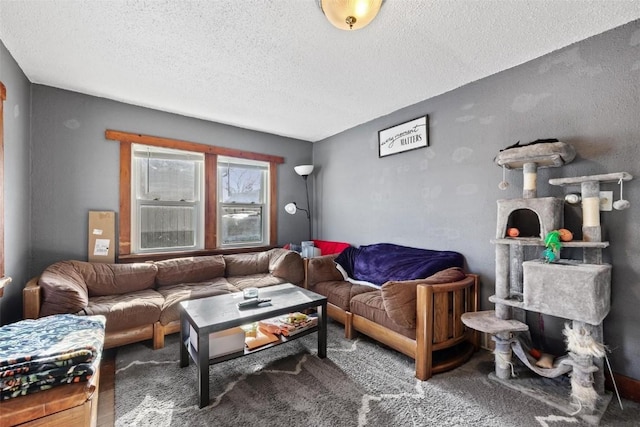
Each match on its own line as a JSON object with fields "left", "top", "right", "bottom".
{"left": 93, "top": 239, "right": 110, "bottom": 256}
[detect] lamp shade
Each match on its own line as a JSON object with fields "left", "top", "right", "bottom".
{"left": 319, "top": 0, "right": 383, "bottom": 31}
{"left": 294, "top": 164, "right": 314, "bottom": 176}
{"left": 284, "top": 203, "right": 297, "bottom": 215}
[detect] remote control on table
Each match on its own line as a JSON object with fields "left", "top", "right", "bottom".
{"left": 237, "top": 298, "right": 271, "bottom": 309}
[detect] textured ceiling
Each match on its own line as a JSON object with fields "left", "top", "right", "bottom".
{"left": 1, "top": 1, "right": 639, "bottom": 142}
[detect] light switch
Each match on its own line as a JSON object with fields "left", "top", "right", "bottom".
{"left": 599, "top": 191, "right": 613, "bottom": 211}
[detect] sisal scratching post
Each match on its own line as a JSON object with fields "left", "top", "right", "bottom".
{"left": 581, "top": 180, "right": 601, "bottom": 243}
{"left": 522, "top": 162, "right": 537, "bottom": 199}
{"left": 493, "top": 336, "right": 514, "bottom": 380}
{"left": 564, "top": 323, "right": 606, "bottom": 412}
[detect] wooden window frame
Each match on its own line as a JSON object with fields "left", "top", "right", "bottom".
{"left": 106, "top": 130, "right": 284, "bottom": 260}
{"left": 217, "top": 156, "right": 270, "bottom": 247}
{"left": 131, "top": 145, "right": 204, "bottom": 253}
{"left": 0, "top": 83, "right": 5, "bottom": 279}
{"left": 0, "top": 81, "right": 10, "bottom": 298}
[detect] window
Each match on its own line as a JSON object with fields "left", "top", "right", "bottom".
{"left": 107, "top": 130, "right": 284, "bottom": 258}
{"left": 132, "top": 144, "right": 204, "bottom": 253}
{"left": 218, "top": 157, "right": 269, "bottom": 246}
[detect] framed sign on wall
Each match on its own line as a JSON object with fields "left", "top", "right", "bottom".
{"left": 378, "top": 115, "right": 429, "bottom": 158}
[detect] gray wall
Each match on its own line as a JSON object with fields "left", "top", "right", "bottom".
{"left": 0, "top": 41, "right": 313, "bottom": 323}
{"left": 29, "top": 86, "right": 313, "bottom": 276}
{"left": 0, "top": 41, "right": 32, "bottom": 324}
{"left": 313, "top": 21, "right": 640, "bottom": 380}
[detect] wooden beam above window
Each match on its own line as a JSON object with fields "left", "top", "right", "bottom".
{"left": 105, "top": 130, "right": 284, "bottom": 164}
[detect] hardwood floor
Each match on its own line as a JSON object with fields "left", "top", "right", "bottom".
{"left": 97, "top": 348, "right": 116, "bottom": 427}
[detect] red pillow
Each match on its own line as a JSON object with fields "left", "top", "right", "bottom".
{"left": 313, "top": 240, "right": 351, "bottom": 255}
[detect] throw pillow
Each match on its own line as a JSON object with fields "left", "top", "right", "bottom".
{"left": 313, "top": 240, "right": 351, "bottom": 255}
{"left": 381, "top": 267, "right": 466, "bottom": 329}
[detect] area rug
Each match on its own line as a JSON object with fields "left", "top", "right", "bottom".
{"left": 115, "top": 322, "right": 640, "bottom": 426}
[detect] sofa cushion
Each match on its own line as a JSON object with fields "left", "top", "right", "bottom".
{"left": 306, "top": 255, "right": 343, "bottom": 288}
{"left": 71, "top": 261, "right": 158, "bottom": 297}
{"left": 155, "top": 255, "right": 225, "bottom": 287}
{"left": 156, "top": 278, "right": 238, "bottom": 325}
{"left": 381, "top": 267, "right": 467, "bottom": 329}
{"left": 268, "top": 249, "right": 304, "bottom": 285}
{"left": 39, "top": 261, "right": 89, "bottom": 317}
{"left": 309, "top": 280, "right": 377, "bottom": 312}
{"left": 224, "top": 251, "right": 270, "bottom": 277}
{"left": 350, "top": 291, "right": 415, "bottom": 340}
{"left": 81, "top": 289, "right": 164, "bottom": 333}
{"left": 226, "top": 274, "right": 286, "bottom": 290}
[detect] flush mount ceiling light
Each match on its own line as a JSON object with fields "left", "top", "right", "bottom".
{"left": 318, "top": 0, "right": 384, "bottom": 31}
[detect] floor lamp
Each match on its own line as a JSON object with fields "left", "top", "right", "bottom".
{"left": 284, "top": 164, "right": 314, "bottom": 241}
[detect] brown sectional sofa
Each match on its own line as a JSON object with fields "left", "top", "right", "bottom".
{"left": 22, "top": 244, "right": 478, "bottom": 381}
{"left": 305, "top": 254, "right": 479, "bottom": 380}
{"left": 23, "top": 248, "right": 304, "bottom": 350}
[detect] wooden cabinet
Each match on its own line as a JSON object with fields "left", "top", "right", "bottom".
{"left": 0, "top": 373, "right": 100, "bottom": 427}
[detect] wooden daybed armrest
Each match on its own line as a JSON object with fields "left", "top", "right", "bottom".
{"left": 416, "top": 274, "right": 480, "bottom": 348}
{"left": 413, "top": 273, "right": 479, "bottom": 380}
{"left": 23, "top": 276, "right": 42, "bottom": 319}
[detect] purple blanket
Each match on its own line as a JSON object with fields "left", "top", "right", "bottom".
{"left": 335, "top": 243, "right": 464, "bottom": 286}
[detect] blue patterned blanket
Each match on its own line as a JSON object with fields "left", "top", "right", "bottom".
{"left": 0, "top": 314, "right": 105, "bottom": 400}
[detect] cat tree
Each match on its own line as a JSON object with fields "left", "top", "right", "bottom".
{"left": 462, "top": 140, "right": 632, "bottom": 425}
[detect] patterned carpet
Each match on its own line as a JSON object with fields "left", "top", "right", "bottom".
{"left": 115, "top": 321, "right": 640, "bottom": 426}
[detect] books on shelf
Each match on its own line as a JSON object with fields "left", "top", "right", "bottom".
{"left": 244, "top": 328, "right": 279, "bottom": 350}
{"left": 258, "top": 312, "right": 318, "bottom": 337}
{"left": 241, "top": 312, "right": 318, "bottom": 350}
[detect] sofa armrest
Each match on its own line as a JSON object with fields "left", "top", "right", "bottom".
{"left": 416, "top": 273, "right": 479, "bottom": 343}
{"left": 423, "top": 274, "right": 479, "bottom": 306}
{"left": 23, "top": 277, "right": 42, "bottom": 319}
{"left": 305, "top": 254, "right": 343, "bottom": 288}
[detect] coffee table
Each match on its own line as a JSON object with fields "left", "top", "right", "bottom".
{"left": 179, "top": 283, "right": 327, "bottom": 408}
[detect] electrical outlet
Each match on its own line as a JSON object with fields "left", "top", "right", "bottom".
{"left": 600, "top": 191, "right": 613, "bottom": 211}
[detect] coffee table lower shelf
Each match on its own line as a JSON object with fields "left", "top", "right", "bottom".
{"left": 182, "top": 326, "right": 319, "bottom": 365}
